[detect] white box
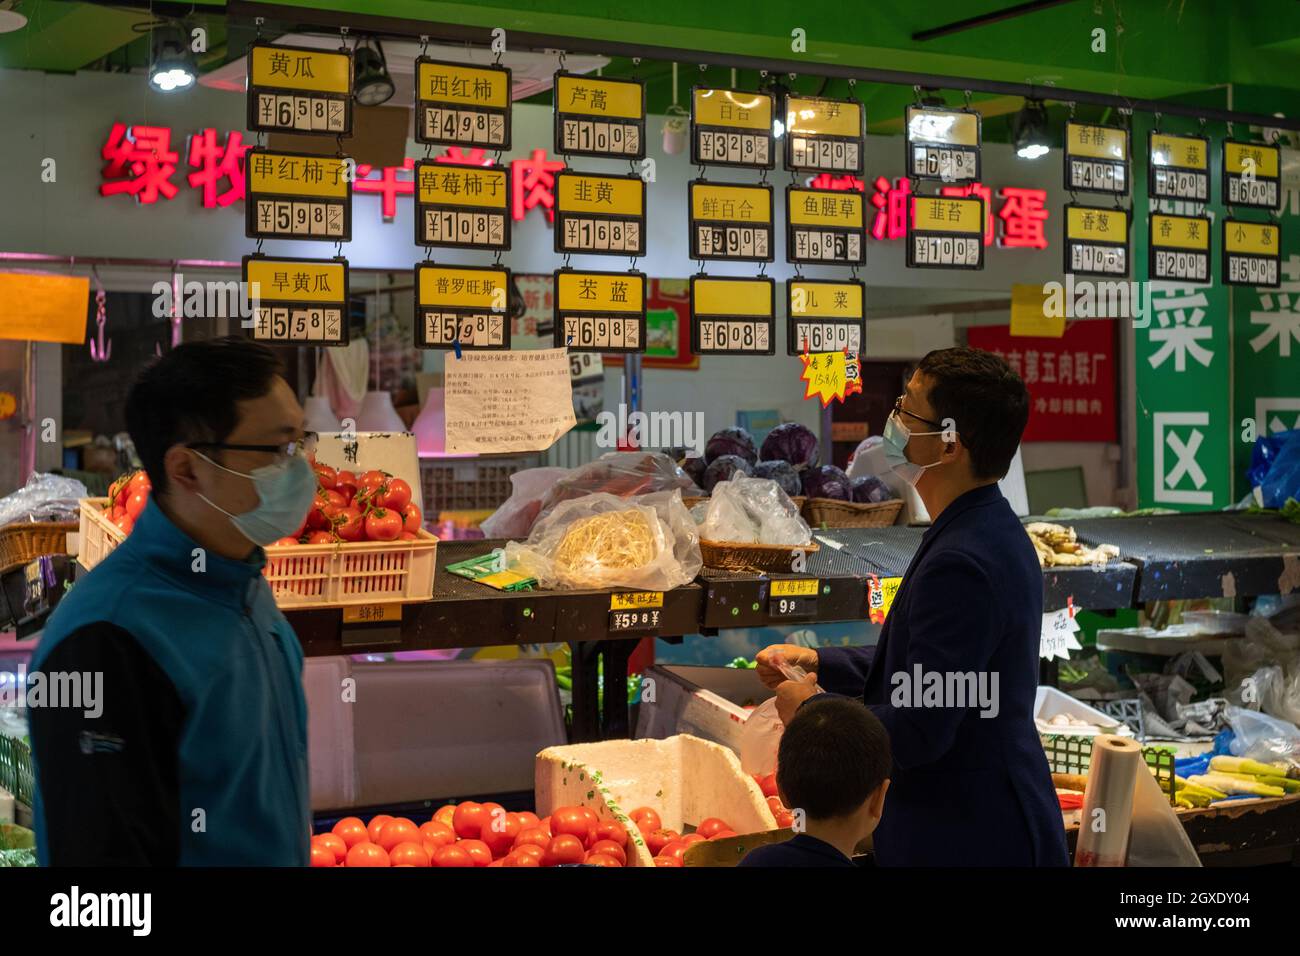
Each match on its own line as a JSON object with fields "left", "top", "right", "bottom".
{"left": 635, "top": 665, "right": 773, "bottom": 755}
{"left": 536, "top": 734, "right": 777, "bottom": 866}
{"left": 303, "top": 656, "right": 357, "bottom": 811}
{"left": 313, "top": 431, "right": 425, "bottom": 515}
{"left": 1035, "top": 685, "right": 1132, "bottom": 737}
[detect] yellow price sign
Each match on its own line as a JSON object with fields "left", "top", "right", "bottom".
{"left": 771, "top": 579, "right": 819, "bottom": 597}
{"left": 417, "top": 265, "right": 510, "bottom": 310}
{"left": 556, "top": 270, "right": 645, "bottom": 313}
{"left": 247, "top": 150, "right": 350, "bottom": 199}
{"left": 416, "top": 165, "right": 508, "bottom": 209}
{"left": 610, "top": 592, "right": 664, "bottom": 610}
{"left": 692, "top": 89, "right": 773, "bottom": 131}
{"left": 248, "top": 43, "right": 352, "bottom": 135}
{"left": 1223, "top": 219, "right": 1281, "bottom": 287}
{"left": 1066, "top": 205, "right": 1128, "bottom": 243}
{"left": 1065, "top": 122, "right": 1128, "bottom": 161}
{"left": 556, "top": 172, "right": 645, "bottom": 217}
{"left": 800, "top": 350, "right": 862, "bottom": 406}
{"left": 342, "top": 603, "right": 403, "bottom": 624}
{"left": 1151, "top": 213, "right": 1210, "bottom": 251}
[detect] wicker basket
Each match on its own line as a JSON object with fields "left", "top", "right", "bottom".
{"left": 0, "top": 521, "right": 75, "bottom": 575}
{"left": 802, "top": 497, "right": 904, "bottom": 529}
{"left": 700, "top": 538, "right": 820, "bottom": 573}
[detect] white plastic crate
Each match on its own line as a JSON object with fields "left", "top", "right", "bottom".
{"left": 536, "top": 734, "right": 777, "bottom": 866}
{"left": 78, "top": 498, "right": 438, "bottom": 609}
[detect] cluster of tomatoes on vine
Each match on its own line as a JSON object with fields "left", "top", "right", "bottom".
{"left": 277, "top": 462, "right": 424, "bottom": 546}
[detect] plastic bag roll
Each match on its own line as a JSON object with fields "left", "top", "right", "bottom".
{"left": 1075, "top": 734, "right": 1142, "bottom": 867}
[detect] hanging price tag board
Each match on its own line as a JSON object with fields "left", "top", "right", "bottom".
{"left": 248, "top": 42, "right": 352, "bottom": 136}
{"left": 905, "top": 105, "right": 980, "bottom": 184}
{"left": 1149, "top": 132, "right": 1210, "bottom": 203}
{"left": 1222, "top": 140, "right": 1281, "bottom": 210}
{"left": 1064, "top": 122, "right": 1129, "bottom": 195}
{"left": 783, "top": 95, "right": 864, "bottom": 174}
{"left": 1064, "top": 204, "right": 1129, "bottom": 277}
{"left": 689, "top": 181, "right": 773, "bottom": 262}
{"left": 787, "top": 279, "right": 864, "bottom": 356}
{"left": 414, "top": 58, "right": 511, "bottom": 148}
{"left": 907, "top": 195, "right": 984, "bottom": 270}
{"left": 554, "top": 73, "right": 645, "bottom": 159}
{"left": 554, "top": 269, "right": 647, "bottom": 353}
{"left": 1223, "top": 219, "right": 1281, "bottom": 287}
{"left": 414, "top": 161, "right": 510, "bottom": 250}
{"left": 787, "top": 187, "right": 865, "bottom": 265}
{"left": 415, "top": 263, "right": 511, "bottom": 350}
{"left": 1150, "top": 212, "right": 1211, "bottom": 282}
{"left": 243, "top": 256, "right": 348, "bottom": 346}
{"left": 554, "top": 171, "right": 646, "bottom": 256}
{"left": 691, "top": 88, "right": 775, "bottom": 169}
{"left": 245, "top": 149, "right": 351, "bottom": 242}
{"left": 690, "top": 276, "right": 775, "bottom": 356}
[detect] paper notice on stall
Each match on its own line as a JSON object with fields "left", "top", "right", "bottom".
{"left": 444, "top": 348, "right": 577, "bottom": 454}
{"left": 1040, "top": 605, "right": 1084, "bottom": 660}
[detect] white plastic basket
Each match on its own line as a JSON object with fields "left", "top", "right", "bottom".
{"left": 77, "top": 498, "right": 438, "bottom": 609}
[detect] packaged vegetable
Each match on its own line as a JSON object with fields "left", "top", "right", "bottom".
{"left": 697, "top": 476, "right": 812, "bottom": 546}
{"left": 703, "top": 454, "right": 753, "bottom": 493}
{"left": 536, "top": 452, "right": 701, "bottom": 524}
{"left": 752, "top": 460, "right": 802, "bottom": 498}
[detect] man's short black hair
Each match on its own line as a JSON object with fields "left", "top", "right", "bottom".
{"left": 916, "top": 346, "right": 1030, "bottom": 481}
{"left": 777, "top": 697, "right": 891, "bottom": 821}
{"left": 125, "top": 336, "right": 284, "bottom": 497}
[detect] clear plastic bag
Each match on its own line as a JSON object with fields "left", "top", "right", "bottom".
{"left": 697, "top": 476, "right": 811, "bottom": 546}
{"left": 536, "top": 452, "right": 702, "bottom": 522}
{"left": 0, "top": 473, "right": 89, "bottom": 528}
{"left": 504, "top": 490, "right": 702, "bottom": 591}
{"left": 1257, "top": 430, "right": 1300, "bottom": 509}
{"left": 738, "top": 657, "right": 824, "bottom": 776}
{"left": 480, "top": 467, "right": 571, "bottom": 539}
{"left": 1226, "top": 705, "right": 1300, "bottom": 770}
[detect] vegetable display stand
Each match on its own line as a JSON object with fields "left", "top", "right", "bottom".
{"left": 535, "top": 734, "right": 777, "bottom": 866}
{"left": 0, "top": 521, "right": 75, "bottom": 575}
{"left": 699, "top": 538, "right": 820, "bottom": 573}
{"left": 803, "top": 497, "right": 903, "bottom": 529}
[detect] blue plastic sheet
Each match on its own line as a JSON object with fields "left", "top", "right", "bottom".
{"left": 1248, "top": 428, "right": 1300, "bottom": 504}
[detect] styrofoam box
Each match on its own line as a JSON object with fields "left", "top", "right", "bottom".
{"left": 303, "top": 657, "right": 357, "bottom": 812}
{"left": 352, "top": 659, "right": 565, "bottom": 807}
{"left": 1035, "top": 685, "right": 1132, "bottom": 737}
{"left": 635, "top": 665, "right": 773, "bottom": 755}
{"left": 536, "top": 734, "right": 777, "bottom": 866}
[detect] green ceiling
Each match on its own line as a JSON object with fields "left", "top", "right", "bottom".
{"left": 2, "top": 0, "right": 1298, "bottom": 130}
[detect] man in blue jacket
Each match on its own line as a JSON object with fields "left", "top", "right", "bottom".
{"left": 759, "top": 347, "right": 1068, "bottom": 866}
{"left": 29, "top": 337, "right": 317, "bottom": 865}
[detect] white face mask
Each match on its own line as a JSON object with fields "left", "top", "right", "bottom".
{"left": 192, "top": 452, "right": 317, "bottom": 546}
{"left": 882, "top": 412, "right": 947, "bottom": 487}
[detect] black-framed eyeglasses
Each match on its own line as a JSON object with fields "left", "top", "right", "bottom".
{"left": 892, "top": 395, "right": 944, "bottom": 431}
{"left": 187, "top": 431, "right": 318, "bottom": 459}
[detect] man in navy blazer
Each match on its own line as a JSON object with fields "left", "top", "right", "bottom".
{"left": 759, "top": 348, "right": 1068, "bottom": 866}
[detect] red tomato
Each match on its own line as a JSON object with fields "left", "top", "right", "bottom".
{"left": 594, "top": 819, "right": 628, "bottom": 846}
{"left": 514, "top": 827, "right": 551, "bottom": 851}
{"left": 321, "top": 489, "right": 346, "bottom": 509}
{"left": 364, "top": 508, "right": 403, "bottom": 542}
{"left": 314, "top": 464, "right": 337, "bottom": 490}
{"left": 331, "top": 817, "right": 369, "bottom": 848}
{"left": 775, "top": 810, "right": 795, "bottom": 828}
{"left": 451, "top": 802, "right": 487, "bottom": 839}
{"left": 511, "top": 843, "right": 545, "bottom": 864}
{"left": 272, "top": 536, "right": 299, "bottom": 547}
{"left": 458, "top": 839, "right": 493, "bottom": 867}
{"left": 310, "top": 844, "right": 336, "bottom": 868}
{"left": 128, "top": 471, "right": 152, "bottom": 496}
{"left": 365, "top": 815, "right": 393, "bottom": 844}
{"left": 431, "top": 845, "right": 475, "bottom": 868}
{"left": 659, "top": 840, "right": 689, "bottom": 862}
{"left": 306, "top": 494, "right": 332, "bottom": 531}
{"left": 112, "top": 514, "right": 134, "bottom": 535}
{"left": 379, "top": 477, "right": 412, "bottom": 512}
{"left": 543, "top": 834, "right": 586, "bottom": 867}
{"left": 305, "top": 530, "right": 337, "bottom": 545}
{"left": 356, "top": 470, "right": 389, "bottom": 497}
{"left": 345, "top": 842, "right": 390, "bottom": 867}
{"left": 503, "top": 851, "right": 541, "bottom": 867}
{"left": 376, "top": 819, "right": 420, "bottom": 853}
{"left": 584, "top": 852, "right": 621, "bottom": 867}
{"left": 433, "top": 805, "right": 457, "bottom": 829}
{"left": 418, "top": 820, "right": 456, "bottom": 849}
{"left": 758, "top": 773, "right": 780, "bottom": 798}
{"left": 335, "top": 470, "right": 358, "bottom": 501}
{"left": 399, "top": 532, "right": 417, "bottom": 541}
{"left": 653, "top": 855, "right": 682, "bottom": 867}
{"left": 401, "top": 503, "right": 423, "bottom": 534}
{"left": 551, "top": 807, "right": 596, "bottom": 846}
{"left": 512, "top": 811, "right": 540, "bottom": 830}
{"left": 766, "top": 795, "right": 785, "bottom": 815}
{"left": 124, "top": 491, "right": 148, "bottom": 521}
{"left": 695, "top": 818, "right": 732, "bottom": 839}
{"left": 332, "top": 505, "right": 364, "bottom": 542}
{"left": 479, "top": 813, "right": 522, "bottom": 858}
{"left": 313, "top": 832, "right": 348, "bottom": 864}
{"left": 645, "top": 828, "right": 681, "bottom": 856}
{"left": 709, "top": 829, "right": 738, "bottom": 840}
{"left": 588, "top": 839, "right": 627, "bottom": 866}
{"left": 488, "top": 859, "right": 505, "bottom": 867}
{"left": 679, "top": 833, "right": 707, "bottom": 846}
{"left": 388, "top": 842, "right": 431, "bottom": 867}
{"left": 111, "top": 505, "right": 125, "bottom": 522}
{"left": 538, "top": 816, "right": 553, "bottom": 837}
{"left": 629, "top": 807, "right": 661, "bottom": 833}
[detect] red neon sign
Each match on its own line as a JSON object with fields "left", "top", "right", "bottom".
{"left": 354, "top": 157, "right": 414, "bottom": 221}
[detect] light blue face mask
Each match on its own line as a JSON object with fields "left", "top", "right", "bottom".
{"left": 193, "top": 452, "right": 318, "bottom": 546}
{"left": 882, "top": 413, "right": 947, "bottom": 487}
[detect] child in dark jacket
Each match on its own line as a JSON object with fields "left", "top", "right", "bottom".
{"left": 739, "top": 697, "right": 890, "bottom": 867}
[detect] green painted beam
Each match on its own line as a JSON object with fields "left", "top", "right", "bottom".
{"left": 0, "top": 1, "right": 146, "bottom": 72}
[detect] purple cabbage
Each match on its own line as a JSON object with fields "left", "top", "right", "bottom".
{"left": 705, "top": 426, "right": 758, "bottom": 466}
{"left": 752, "top": 460, "right": 803, "bottom": 499}
{"left": 760, "top": 422, "right": 819, "bottom": 470}
{"left": 703, "top": 454, "right": 753, "bottom": 493}
{"left": 851, "top": 474, "right": 897, "bottom": 504}
{"left": 801, "top": 464, "right": 851, "bottom": 501}
{"left": 679, "top": 455, "right": 707, "bottom": 489}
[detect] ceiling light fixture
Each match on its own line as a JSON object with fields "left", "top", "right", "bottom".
{"left": 1013, "top": 98, "right": 1051, "bottom": 159}
{"left": 354, "top": 37, "right": 395, "bottom": 107}
{"left": 149, "top": 22, "right": 196, "bottom": 93}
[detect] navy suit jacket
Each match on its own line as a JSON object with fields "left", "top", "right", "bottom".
{"left": 814, "top": 484, "right": 1069, "bottom": 866}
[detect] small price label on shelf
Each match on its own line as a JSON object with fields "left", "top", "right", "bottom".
{"left": 771, "top": 579, "right": 818, "bottom": 597}
{"left": 343, "top": 603, "right": 403, "bottom": 624}
{"left": 769, "top": 595, "right": 817, "bottom": 618}
{"left": 609, "top": 608, "right": 662, "bottom": 633}
{"left": 610, "top": 592, "right": 664, "bottom": 611}
{"left": 1040, "top": 600, "right": 1084, "bottom": 661}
